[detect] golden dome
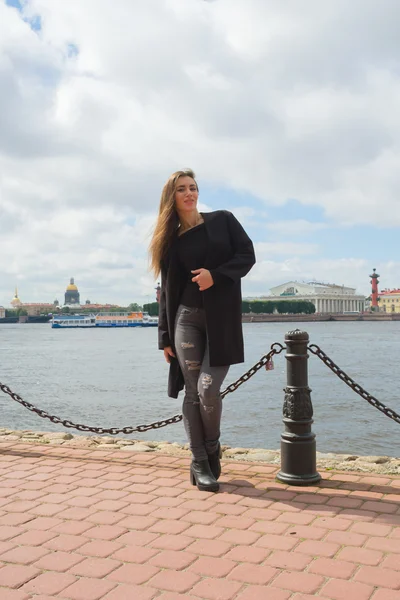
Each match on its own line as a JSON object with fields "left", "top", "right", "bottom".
{"left": 66, "top": 277, "right": 78, "bottom": 291}
{"left": 11, "top": 287, "right": 22, "bottom": 306}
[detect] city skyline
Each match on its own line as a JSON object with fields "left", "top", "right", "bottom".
{"left": 1, "top": 0, "right": 399, "bottom": 306}
{"left": 1, "top": 269, "right": 397, "bottom": 309}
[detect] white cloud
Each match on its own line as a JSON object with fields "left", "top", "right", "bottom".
{"left": 255, "top": 241, "right": 319, "bottom": 258}
{"left": 1, "top": 0, "right": 400, "bottom": 305}
{"left": 266, "top": 220, "right": 327, "bottom": 236}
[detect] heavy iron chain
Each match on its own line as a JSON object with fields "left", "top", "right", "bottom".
{"left": 308, "top": 344, "right": 400, "bottom": 425}
{"left": 0, "top": 343, "right": 285, "bottom": 436}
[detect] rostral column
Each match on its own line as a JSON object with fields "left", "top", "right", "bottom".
{"left": 155, "top": 282, "right": 161, "bottom": 303}
{"left": 369, "top": 268, "right": 380, "bottom": 309}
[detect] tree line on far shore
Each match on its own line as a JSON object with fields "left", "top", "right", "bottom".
{"left": 131, "top": 300, "right": 315, "bottom": 317}
{"left": 242, "top": 300, "right": 316, "bottom": 314}
{"left": 4, "top": 300, "right": 316, "bottom": 318}
{"left": 141, "top": 300, "right": 316, "bottom": 316}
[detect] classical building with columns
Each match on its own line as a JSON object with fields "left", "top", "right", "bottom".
{"left": 254, "top": 281, "right": 365, "bottom": 314}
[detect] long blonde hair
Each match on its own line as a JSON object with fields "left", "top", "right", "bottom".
{"left": 149, "top": 169, "right": 198, "bottom": 277}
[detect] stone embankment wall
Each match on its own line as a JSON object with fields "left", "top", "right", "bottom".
{"left": 0, "top": 428, "right": 398, "bottom": 475}
{"left": 242, "top": 313, "right": 400, "bottom": 323}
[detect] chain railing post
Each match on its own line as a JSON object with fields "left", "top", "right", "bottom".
{"left": 276, "top": 330, "right": 321, "bottom": 486}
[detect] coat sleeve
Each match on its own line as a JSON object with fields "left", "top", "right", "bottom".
{"left": 158, "top": 261, "right": 171, "bottom": 350}
{"left": 209, "top": 211, "right": 256, "bottom": 285}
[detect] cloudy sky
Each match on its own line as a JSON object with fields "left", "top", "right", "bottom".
{"left": 1, "top": 0, "right": 399, "bottom": 307}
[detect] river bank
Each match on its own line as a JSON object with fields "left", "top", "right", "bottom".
{"left": 0, "top": 428, "right": 399, "bottom": 475}
{"left": 2, "top": 313, "right": 400, "bottom": 325}
{"left": 242, "top": 313, "right": 400, "bottom": 322}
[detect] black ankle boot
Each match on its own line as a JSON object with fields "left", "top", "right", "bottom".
{"left": 190, "top": 459, "right": 219, "bottom": 492}
{"left": 208, "top": 443, "right": 222, "bottom": 480}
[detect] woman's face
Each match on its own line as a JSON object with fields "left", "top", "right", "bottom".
{"left": 174, "top": 176, "right": 199, "bottom": 214}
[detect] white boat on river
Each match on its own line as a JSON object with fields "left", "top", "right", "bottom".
{"left": 51, "top": 315, "right": 96, "bottom": 328}
{"left": 51, "top": 312, "right": 158, "bottom": 329}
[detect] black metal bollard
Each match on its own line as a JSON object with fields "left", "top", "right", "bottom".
{"left": 276, "top": 330, "right": 321, "bottom": 486}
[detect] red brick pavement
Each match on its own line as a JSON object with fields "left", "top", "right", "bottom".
{"left": 0, "top": 440, "right": 399, "bottom": 600}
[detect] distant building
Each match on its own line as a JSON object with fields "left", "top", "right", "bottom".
{"left": 246, "top": 281, "right": 365, "bottom": 313}
{"left": 21, "top": 303, "right": 55, "bottom": 316}
{"left": 10, "top": 288, "right": 22, "bottom": 308}
{"left": 0, "top": 306, "right": 5, "bottom": 319}
{"left": 8, "top": 288, "right": 54, "bottom": 315}
{"left": 64, "top": 278, "right": 80, "bottom": 306}
{"left": 80, "top": 303, "right": 119, "bottom": 311}
{"left": 378, "top": 289, "right": 400, "bottom": 313}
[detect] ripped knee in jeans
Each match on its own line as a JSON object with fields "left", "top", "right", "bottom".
{"left": 184, "top": 393, "right": 200, "bottom": 406}
{"left": 181, "top": 341, "right": 195, "bottom": 349}
{"left": 201, "top": 373, "right": 213, "bottom": 389}
{"left": 185, "top": 360, "right": 201, "bottom": 371}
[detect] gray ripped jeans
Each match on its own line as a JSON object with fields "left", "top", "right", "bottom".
{"left": 174, "top": 305, "right": 229, "bottom": 462}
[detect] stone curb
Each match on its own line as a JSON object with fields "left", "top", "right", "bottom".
{"left": 0, "top": 428, "right": 399, "bottom": 474}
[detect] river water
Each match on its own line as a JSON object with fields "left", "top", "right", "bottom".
{"left": 0, "top": 322, "right": 399, "bottom": 457}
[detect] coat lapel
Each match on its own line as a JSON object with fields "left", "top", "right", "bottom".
{"left": 201, "top": 211, "right": 217, "bottom": 269}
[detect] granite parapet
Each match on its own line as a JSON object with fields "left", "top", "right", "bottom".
{"left": 0, "top": 428, "right": 398, "bottom": 474}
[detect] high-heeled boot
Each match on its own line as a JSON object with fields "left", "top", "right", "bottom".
{"left": 208, "top": 442, "right": 222, "bottom": 480}
{"left": 190, "top": 459, "right": 219, "bottom": 492}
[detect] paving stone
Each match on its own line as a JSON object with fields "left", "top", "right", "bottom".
{"left": 371, "top": 591, "right": 400, "bottom": 600}
{"left": 236, "top": 588, "right": 291, "bottom": 600}
{"left": 59, "top": 577, "right": 117, "bottom": 600}
{"left": 295, "top": 540, "right": 341, "bottom": 557}
{"left": 271, "top": 571, "right": 325, "bottom": 594}
{"left": 224, "top": 545, "right": 271, "bottom": 564}
{"left": 219, "top": 529, "right": 261, "bottom": 545}
{"left": 191, "top": 577, "right": 243, "bottom": 600}
{"left": 149, "top": 550, "right": 197, "bottom": 571}
{"left": 22, "top": 571, "right": 77, "bottom": 595}
{"left": 33, "top": 550, "right": 85, "bottom": 572}
{"left": 82, "top": 525, "right": 128, "bottom": 540}
{"left": 44, "top": 533, "right": 88, "bottom": 552}
{"left": 189, "top": 555, "right": 236, "bottom": 577}
{"left": 147, "top": 569, "right": 201, "bottom": 593}
{"left": 320, "top": 578, "right": 374, "bottom": 600}
{"left": 381, "top": 554, "right": 400, "bottom": 571}
{"left": 110, "top": 545, "right": 159, "bottom": 564}
{"left": 0, "top": 441, "right": 399, "bottom": 600}
{"left": 0, "top": 545, "right": 50, "bottom": 565}
{"left": 0, "top": 589, "right": 31, "bottom": 599}
{"left": 354, "top": 566, "right": 400, "bottom": 589}
{"left": 308, "top": 557, "right": 357, "bottom": 578}
{"left": 108, "top": 563, "right": 160, "bottom": 585}
{"left": 102, "top": 584, "right": 158, "bottom": 600}
{"left": 0, "top": 564, "right": 40, "bottom": 588}
{"left": 69, "top": 557, "right": 122, "bottom": 578}
{"left": 266, "top": 550, "right": 312, "bottom": 571}
{"left": 227, "top": 563, "right": 278, "bottom": 585}
{"left": 185, "top": 538, "right": 233, "bottom": 557}
{"left": 77, "top": 540, "right": 124, "bottom": 558}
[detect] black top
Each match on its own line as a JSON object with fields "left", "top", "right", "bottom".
{"left": 158, "top": 210, "right": 256, "bottom": 397}
{"left": 177, "top": 223, "right": 208, "bottom": 308}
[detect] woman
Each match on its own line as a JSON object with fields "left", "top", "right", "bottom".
{"left": 149, "top": 169, "right": 255, "bottom": 492}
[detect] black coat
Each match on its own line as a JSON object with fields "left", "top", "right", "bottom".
{"left": 158, "top": 210, "right": 256, "bottom": 398}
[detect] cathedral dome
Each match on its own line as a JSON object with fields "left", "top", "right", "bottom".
{"left": 64, "top": 278, "right": 80, "bottom": 306}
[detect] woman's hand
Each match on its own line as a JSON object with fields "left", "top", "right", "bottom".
{"left": 163, "top": 346, "right": 175, "bottom": 363}
{"left": 191, "top": 268, "right": 214, "bottom": 291}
